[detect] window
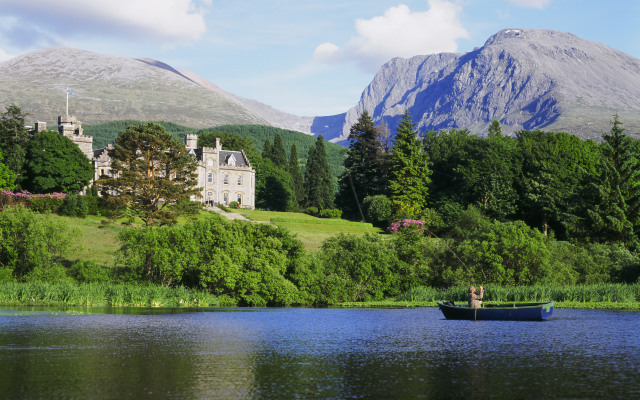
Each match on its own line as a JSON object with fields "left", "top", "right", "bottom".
{"left": 237, "top": 193, "right": 242, "bottom": 205}
{"left": 207, "top": 172, "right": 213, "bottom": 183}
{"left": 224, "top": 174, "right": 229, "bottom": 184}
{"left": 223, "top": 192, "right": 229, "bottom": 205}
{"left": 237, "top": 175, "right": 242, "bottom": 185}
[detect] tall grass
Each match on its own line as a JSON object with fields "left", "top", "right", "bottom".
{"left": 0, "top": 282, "right": 220, "bottom": 307}
{"left": 397, "top": 283, "right": 640, "bottom": 304}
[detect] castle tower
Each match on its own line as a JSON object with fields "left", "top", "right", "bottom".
{"left": 58, "top": 115, "right": 93, "bottom": 160}
{"left": 185, "top": 134, "right": 198, "bottom": 149}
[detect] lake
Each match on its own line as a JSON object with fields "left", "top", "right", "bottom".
{"left": 1, "top": 307, "right": 639, "bottom": 399}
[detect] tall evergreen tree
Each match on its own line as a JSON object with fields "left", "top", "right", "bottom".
{"left": 288, "top": 143, "right": 304, "bottom": 206}
{"left": 583, "top": 115, "right": 640, "bottom": 248}
{"left": 304, "top": 136, "right": 334, "bottom": 210}
{"left": 336, "top": 111, "right": 389, "bottom": 216}
{"left": 97, "top": 123, "right": 200, "bottom": 225}
{"left": 270, "top": 133, "right": 288, "bottom": 168}
{"left": 388, "top": 111, "right": 431, "bottom": 217}
{"left": 261, "top": 137, "right": 273, "bottom": 160}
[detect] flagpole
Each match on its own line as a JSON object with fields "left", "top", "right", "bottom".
{"left": 66, "top": 88, "right": 69, "bottom": 115}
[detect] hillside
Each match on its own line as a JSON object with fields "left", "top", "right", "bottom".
{"left": 83, "top": 122, "right": 345, "bottom": 178}
{"left": 0, "top": 47, "right": 314, "bottom": 133}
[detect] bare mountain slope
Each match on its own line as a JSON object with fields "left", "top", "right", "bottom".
{"left": 319, "top": 29, "right": 640, "bottom": 142}
{"left": 0, "top": 47, "right": 313, "bottom": 133}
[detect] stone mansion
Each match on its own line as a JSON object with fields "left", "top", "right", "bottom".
{"left": 32, "top": 114, "right": 256, "bottom": 209}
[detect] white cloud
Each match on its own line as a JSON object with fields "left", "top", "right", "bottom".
{"left": 0, "top": 0, "right": 208, "bottom": 47}
{"left": 506, "top": 0, "right": 553, "bottom": 9}
{"left": 313, "top": 42, "right": 341, "bottom": 63}
{"left": 313, "top": 0, "right": 468, "bottom": 72}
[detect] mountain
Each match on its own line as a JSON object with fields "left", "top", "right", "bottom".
{"left": 321, "top": 28, "right": 640, "bottom": 142}
{"left": 3, "top": 29, "right": 640, "bottom": 144}
{"left": 0, "top": 47, "right": 314, "bottom": 133}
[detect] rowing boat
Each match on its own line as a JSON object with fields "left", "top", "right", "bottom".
{"left": 436, "top": 301, "right": 554, "bottom": 321}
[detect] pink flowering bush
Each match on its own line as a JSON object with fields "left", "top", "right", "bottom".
{"left": 0, "top": 190, "right": 66, "bottom": 213}
{"left": 387, "top": 219, "right": 426, "bottom": 235}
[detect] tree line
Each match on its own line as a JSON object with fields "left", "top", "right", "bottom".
{"left": 336, "top": 111, "right": 640, "bottom": 252}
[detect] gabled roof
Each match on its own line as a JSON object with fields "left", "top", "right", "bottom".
{"left": 220, "top": 150, "right": 248, "bottom": 167}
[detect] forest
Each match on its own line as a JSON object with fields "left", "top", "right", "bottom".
{"left": 1, "top": 105, "right": 639, "bottom": 307}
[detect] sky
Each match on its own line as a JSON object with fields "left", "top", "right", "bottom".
{"left": 1, "top": 0, "right": 639, "bottom": 117}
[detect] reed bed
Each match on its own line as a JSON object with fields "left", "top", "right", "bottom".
{"left": 0, "top": 282, "right": 220, "bottom": 307}
{"left": 396, "top": 283, "right": 640, "bottom": 304}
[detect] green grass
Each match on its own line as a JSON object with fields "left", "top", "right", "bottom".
{"left": 0, "top": 281, "right": 220, "bottom": 307}
{"left": 49, "top": 209, "right": 381, "bottom": 268}
{"left": 238, "top": 209, "right": 382, "bottom": 250}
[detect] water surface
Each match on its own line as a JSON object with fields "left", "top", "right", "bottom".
{"left": 1, "top": 307, "right": 638, "bottom": 399}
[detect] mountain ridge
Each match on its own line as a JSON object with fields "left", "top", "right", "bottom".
{"left": 327, "top": 28, "right": 640, "bottom": 142}
{"left": 2, "top": 29, "right": 640, "bottom": 143}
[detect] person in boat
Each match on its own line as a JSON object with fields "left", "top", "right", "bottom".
{"left": 468, "top": 285, "right": 484, "bottom": 308}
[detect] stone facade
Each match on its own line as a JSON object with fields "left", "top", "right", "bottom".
{"left": 30, "top": 115, "right": 256, "bottom": 209}
{"left": 58, "top": 115, "right": 93, "bottom": 160}
{"left": 186, "top": 134, "right": 256, "bottom": 209}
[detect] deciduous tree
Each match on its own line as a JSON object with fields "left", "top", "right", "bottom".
{"left": 25, "top": 131, "right": 94, "bottom": 194}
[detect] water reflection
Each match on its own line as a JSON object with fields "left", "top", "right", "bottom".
{"left": 1, "top": 307, "right": 639, "bottom": 399}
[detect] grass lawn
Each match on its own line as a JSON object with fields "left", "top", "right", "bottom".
{"left": 54, "top": 209, "right": 383, "bottom": 267}
{"left": 236, "top": 209, "right": 383, "bottom": 250}
{"left": 57, "top": 215, "right": 127, "bottom": 267}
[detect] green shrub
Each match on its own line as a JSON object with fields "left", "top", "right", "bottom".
{"left": 0, "top": 268, "right": 14, "bottom": 283}
{"left": 363, "top": 195, "right": 393, "bottom": 228}
{"left": 24, "top": 264, "right": 72, "bottom": 284}
{"left": 86, "top": 195, "right": 99, "bottom": 215}
{"left": 69, "top": 261, "right": 110, "bottom": 284}
{"left": 59, "top": 194, "right": 89, "bottom": 218}
{"left": 27, "top": 195, "right": 65, "bottom": 213}
{"left": 303, "top": 206, "right": 319, "bottom": 216}
{"left": 229, "top": 201, "right": 239, "bottom": 209}
{"left": 0, "top": 205, "right": 75, "bottom": 279}
{"left": 318, "top": 208, "right": 342, "bottom": 219}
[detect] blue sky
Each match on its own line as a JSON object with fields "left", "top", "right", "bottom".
{"left": 1, "top": 0, "right": 639, "bottom": 116}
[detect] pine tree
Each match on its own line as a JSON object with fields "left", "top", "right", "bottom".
{"left": 270, "top": 133, "right": 288, "bottom": 168}
{"left": 336, "top": 111, "right": 389, "bottom": 216}
{"left": 304, "top": 136, "right": 334, "bottom": 210}
{"left": 584, "top": 115, "right": 640, "bottom": 248}
{"left": 261, "top": 138, "right": 272, "bottom": 160}
{"left": 288, "top": 143, "right": 304, "bottom": 206}
{"left": 388, "top": 111, "right": 431, "bottom": 217}
{"left": 97, "top": 123, "right": 200, "bottom": 225}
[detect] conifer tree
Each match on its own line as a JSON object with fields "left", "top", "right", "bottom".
{"left": 584, "top": 115, "right": 640, "bottom": 248}
{"left": 304, "top": 136, "right": 334, "bottom": 209}
{"left": 288, "top": 143, "right": 304, "bottom": 206}
{"left": 261, "top": 137, "right": 272, "bottom": 160}
{"left": 336, "top": 111, "right": 389, "bottom": 216}
{"left": 270, "top": 133, "right": 288, "bottom": 168}
{"left": 97, "top": 123, "right": 200, "bottom": 225}
{"left": 388, "top": 111, "right": 431, "bottom": 217}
